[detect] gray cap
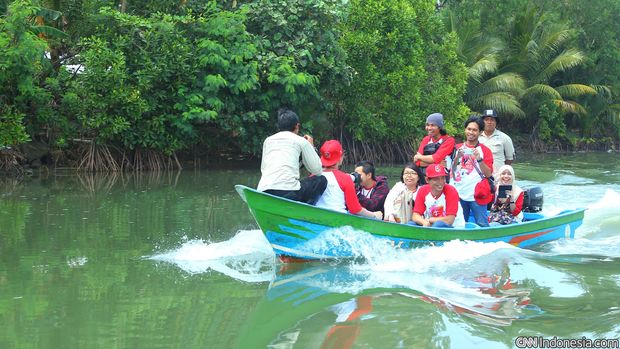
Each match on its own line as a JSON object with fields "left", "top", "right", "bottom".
{"left": 426, "top": 113, "right": 444, "bottom": 129}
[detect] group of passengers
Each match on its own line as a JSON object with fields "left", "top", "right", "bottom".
{"left": 257, "top": 108, "right": 520, "bottom": 229}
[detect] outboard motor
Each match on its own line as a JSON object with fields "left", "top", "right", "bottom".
{"left": 523, "top": 186, "right": 544, "bottom": 212}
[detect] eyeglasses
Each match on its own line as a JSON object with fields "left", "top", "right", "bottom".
{"left": 403, "top": 171, "right": 417, "bottom": 176}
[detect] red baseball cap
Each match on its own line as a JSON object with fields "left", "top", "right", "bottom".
{"left": 320, "top": 140, "right": 343, "bottom": 167}
{"left": 426, "top": 164, "right": 446, "bottom": 178}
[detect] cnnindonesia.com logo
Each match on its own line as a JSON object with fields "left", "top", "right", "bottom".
{"left": 515, "top": 336, "right": 619, "bottom": 349}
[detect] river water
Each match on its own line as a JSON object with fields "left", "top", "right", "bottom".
{"left": 1, "top": 153, "right": 619, "bottom": 348}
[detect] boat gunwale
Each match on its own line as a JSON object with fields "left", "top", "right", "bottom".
{"left": 235, "top": 185, "right": 585, "bottom": 242}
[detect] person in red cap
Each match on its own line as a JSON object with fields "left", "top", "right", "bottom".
{"left": 315, "top": 140, "right": 383, "bottom": 220}
{"left": 411, "top": 163, "right": 463, "bottom": 227}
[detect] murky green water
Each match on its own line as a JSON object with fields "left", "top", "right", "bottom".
{"left": 1, "top": 153, "right": 619, "bottom": 349}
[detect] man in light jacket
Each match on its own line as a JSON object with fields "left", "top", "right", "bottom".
{"left": 257, "top": 109, "right": 327, "bottom": 204}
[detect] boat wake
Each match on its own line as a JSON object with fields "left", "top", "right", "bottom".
{"left": 149, "top": 188, "right": 619, "bottom": 328}
{"left": 148, "top": 229, "right": 276, "bottom": 282}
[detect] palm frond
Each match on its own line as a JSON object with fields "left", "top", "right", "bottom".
{"left": 523, "top": 84, "right": 561, "bottom": 100}
{"left": 555, "top": 84, "right": 597, "bottom": 99}
{"left": 468, "top": 54, "right": 499, "bottom": 83}
{"left": 553, "top": 100, "right": 587, "bottom": 115}
{"left": 467, "top": 92, "right": 525, "bottom": 119}
{"left": 537, "top": 48, "right": 585, "bottom": 83}
{"left": 591, "top": 84, "right": 612, "bottom": 98}
{"left": 469, "top": 72, "right": 525, "bottom": 99}
{"left": 538, "top": 24, "right": 572, "bottom": 55}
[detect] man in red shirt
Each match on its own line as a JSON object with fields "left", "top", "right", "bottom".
{"left": 412, "top": 164, "right": 462, "bottom": 228}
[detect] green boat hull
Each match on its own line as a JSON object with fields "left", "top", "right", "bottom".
{"left": 236, "top": 185, "right": 585, "bottom": 260}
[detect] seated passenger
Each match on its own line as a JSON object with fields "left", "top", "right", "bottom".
{"left": 315, "top": 140, "right": 383, "bottom": 220}
{"left": 354, "top": 160, "right": 389, "bottom": 214}
{"left": 411, "top": 164, "right": 464, "bottom": 228}
{"left": 384, "top": 163, "right": 423, "bottom": 223}
{"left": 489, "top": 165, "right": 524, "bottom": 225}
{"left": 257, "top": 108, "right": 327, "bottom": 204}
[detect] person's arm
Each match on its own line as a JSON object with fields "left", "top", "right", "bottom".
{"left": 412, "top": 186, "right": 430, "bottom": 225}
{"left": 504, "top": 134, "right": 515, "bottom": 163}
{"left": 413, "top": 138, "right": 428, "bottom": 167}
{"left": 511, "top": 191, "right": 524, "bottom": 216}
{"left": 432, "top": 136, "right": 455, "bottom": 164}
{"left": 412, "top": 211, "right": 430, "bottom": 226}
{"left": 416, "top": 137, "right": 455, "bottom": 167}
{"left": 430, "top": 214, "right": 455, "bottom": 226}
{"left": 383, "top": 183, "right": 402, "bottom": 221}
{"left": 300, "top": 137, "right": 323, "bottom": 175}
{"left": 413, "top": 153, "right": 434, "bottom": 167}
{"left": 437, "top": 185, "right": 459, "bottom": 226}
{"left": 356, "top": 207, "right": 383, "bottom": 220}
{"left": 476, "top": 145, "right": 494, "bottom": 177}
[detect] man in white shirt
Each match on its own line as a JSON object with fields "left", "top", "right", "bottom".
{"left": 478, "top": 109, "right": 515, "bottom": 175}
{"left": 257, "top": 109, "right": 326, "bottom": 204}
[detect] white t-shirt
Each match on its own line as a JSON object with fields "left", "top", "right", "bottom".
{"left": 451, "top": 143, "right": 494, "bottom": 201}
{"left": 257, "top": 131, "right": 322, "bottom": 191}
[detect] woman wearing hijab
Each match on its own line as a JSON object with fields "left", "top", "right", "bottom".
{"left": 384, "top": 163, "right": 423, "bottom": 223}
{"left": 489, "top": 165, "right": 524, "bottom": 224}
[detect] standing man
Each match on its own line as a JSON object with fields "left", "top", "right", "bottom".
{"left": 257, "top": 109, "right": 327, "bottom": 204}
{"left": 451, "top": 116, "right": 494, "bottom": 227}
{"left": 353, "top": 160, "right": 389, "bottom": 213}
{"left": 478, "top": 109, "right": 515, "bottom": 175}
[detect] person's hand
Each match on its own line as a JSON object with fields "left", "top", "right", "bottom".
{"left": 373, "top": 211, "right": 383, "bottom": 220}
{"left": 303, "top": 134, "right": 314, "bottom": 146}
{"left": 422, "top": 219, "right": 431, "bottom": 227}
{"left": 473, "top": 148, "right": 482, "bottom": 161}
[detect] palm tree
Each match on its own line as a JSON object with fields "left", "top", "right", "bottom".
{"left": 502, "top": 5, "right": 596, "bottom": 127}
{"left": 444, "top": 10, "right": 525, "bottom": 118}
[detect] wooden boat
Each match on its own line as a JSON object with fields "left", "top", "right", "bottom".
{"left": 235, "top": 185, "right": 585, "bottom": 261}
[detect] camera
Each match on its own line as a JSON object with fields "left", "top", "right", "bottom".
{"left": 350, "top": 172, "right": 362, "bottom": 187}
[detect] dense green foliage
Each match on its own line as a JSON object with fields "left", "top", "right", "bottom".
{"left": 0, "top": 0, "right": 45, "bottom": 147}
{"left": 1, "top": 0, "right": 619, "bottom": 172}
{"left": 333, "top": 0, "right": 468, "bottom": 143}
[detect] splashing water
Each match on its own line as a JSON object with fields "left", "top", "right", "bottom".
{"left": 149, "top": 229, "right": 276, "bottom": 282}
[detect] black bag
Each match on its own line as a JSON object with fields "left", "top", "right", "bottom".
{"left": 422, "top": 142, "right": 441, "bottom": 155}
